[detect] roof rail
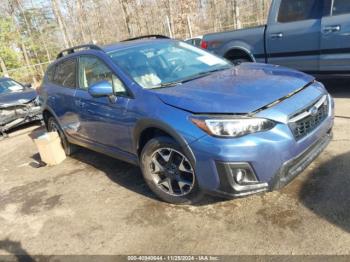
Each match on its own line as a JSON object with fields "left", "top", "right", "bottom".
{"left": 121, "top": 35, "right": 170, "bottom": 42}
{"left": 56, "top": 44, "right": 104, "bottom": 59}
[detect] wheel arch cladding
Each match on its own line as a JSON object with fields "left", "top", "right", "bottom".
{"left": 42, "top": 109, "right": 53, "bottom": 127}
{"left": 42, "top": 107, "right": 61, "bottom": 129}
{"left": 224, "top": 47, "right": 255, "bottom": 62}
{"left": 134, "top": 119, "right": 196, "bottom": 165}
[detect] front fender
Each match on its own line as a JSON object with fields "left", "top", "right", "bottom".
{"left": 133, "top": 118, "right": 197, "bottom": 165}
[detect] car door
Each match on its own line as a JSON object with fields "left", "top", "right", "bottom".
{"left": 50, "top": 58, "right": 80, "bottom": 137}
{"left": 74, "top": 55, "right": 133, "bottom": 153}
{"left": 320, "top": 0, "right": 350, "bottom": 72}
{"left": 266, "top": 0, "right": 323, "bottom": 72}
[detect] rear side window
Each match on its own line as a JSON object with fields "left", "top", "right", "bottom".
{"left": 278, "top": 0, "right": 322, "bottom": 23}
{"left": 53, "top": 59, "right": 77, "bottom": 88}
{"left": 332, "top": 0, "right": 350, "bottom": 16}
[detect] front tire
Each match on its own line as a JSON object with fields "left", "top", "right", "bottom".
{"left": 140, "top": 136, "right": 203, "bottom": 204}
{"left": 47, "top": 116, "right": 77, "bottom": 156}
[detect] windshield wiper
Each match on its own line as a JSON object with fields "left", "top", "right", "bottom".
{"left": 152, "top": 81, "right": 183, "bottom": 89}
{"left": 152, "top": 66, "right": 232, "bottom": 89}
{"left": 180, "top": 67, "right": 232, "bottom": 83}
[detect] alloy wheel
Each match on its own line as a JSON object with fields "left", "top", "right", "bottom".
{"left": 149, "top": 148, "right": 195, "bottom": 197}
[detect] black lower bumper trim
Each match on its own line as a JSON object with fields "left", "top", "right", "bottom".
{"left": 214, "top": 162, "right": 268, "bottom": 198}
{"left": 212, "top": 132, "right": 332, "bottom": 199}
{"left": 270, "top": 132, "right": 332, "bottom": 190}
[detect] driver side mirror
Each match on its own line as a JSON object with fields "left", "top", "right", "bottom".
{"left": 88, "top": 81, "right": 113, "bottom": 98}
{"left": 24, "top": 83, "right": 32, "bottom": 88}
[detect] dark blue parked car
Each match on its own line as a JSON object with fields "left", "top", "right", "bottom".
{"left": 40, "top": 36, "right": 334, "bottom": 204}
{"left": 0, "top": 77, "right": 41, "bottom": 137}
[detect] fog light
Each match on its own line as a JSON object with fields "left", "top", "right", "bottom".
{"left": 228, "top": 163, "right": 259, "bottom": 186}
{"left": 216, "top": 161, "right": 268, "bottom": 194}
{"left": 233, "top": 169, "right": 247, "bottom": 184}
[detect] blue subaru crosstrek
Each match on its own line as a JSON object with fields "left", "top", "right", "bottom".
{"left": 39, "top": 35, "right": 334, "bottom": 204}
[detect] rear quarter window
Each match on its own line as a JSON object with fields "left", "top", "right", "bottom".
{"left": 53, "top": 59, "right": 77, "bottom": 88}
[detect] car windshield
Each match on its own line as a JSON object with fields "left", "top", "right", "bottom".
{"left": 109, "top": 41, "right": 232, "bottom": 89}
{"left": 0, "top": 79, "right": 24, "bottom": 94}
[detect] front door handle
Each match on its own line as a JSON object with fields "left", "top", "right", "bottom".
{"left": 323, "top": 25, "right": 341, "bottom": 33}
{"left": 270, "top": 33, "right": 283, "bottom": 39}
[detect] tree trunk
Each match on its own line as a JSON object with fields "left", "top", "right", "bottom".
{"left": 77, "top": 0, "right": 94, "bottom": 43}
{"left": 15, "top": 0, "right": 44, "bottom": 75}
{"left": 187, "top": 16, "right": 193, "bottom": 38}
{"left": 21, "top": 42, "right": 37, "bottom": 85}
{"left": 233, "top": 0, "right": 241, "bottom": 29}
{"left": 29, "top": 0, "right": 52, "bottom": 62}
{"left": 51, "top": 0, "right": 71, "bottom": 48}
{"left": 0, "top": 57, "right": 9, "bottom": 77}
{"left": 119, "top": 0, "right": 132, "bottom": 37}
{"left": 7, "top": 2, "right": 37, "bottom": 84}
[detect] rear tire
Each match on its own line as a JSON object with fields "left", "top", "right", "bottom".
{"left": 140, "top": 136, "right": 204, "bottom": 204}
{"left": 47, "top": 116, "right": 77, "bottom": 156}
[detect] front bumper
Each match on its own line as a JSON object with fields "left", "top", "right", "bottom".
{"left": 211, "top": 131, "right": 332, "bottom": 198}
{"left": 189, "top": 96, "right": 334, "bottom": 198}
{"left": 0, "top": 104, "right": 42, "bottom": 135}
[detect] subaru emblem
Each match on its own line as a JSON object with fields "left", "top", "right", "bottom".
{"left": 309, "top": 106, "right": 318, "bottom": 117}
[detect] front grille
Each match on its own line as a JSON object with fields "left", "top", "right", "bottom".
{"left": 289, "top": 95, "right": 329, "bottom": 140}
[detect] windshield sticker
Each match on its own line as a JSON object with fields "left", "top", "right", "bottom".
{"left": 8, "top": 85, "right": 23, "bottom": 92}
{"left": 197, "top": 55, "right": 226, "bottom": 66}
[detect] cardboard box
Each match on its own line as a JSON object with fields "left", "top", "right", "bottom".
{"left": 32, "top": 131, "right": 66, "bottom": 166}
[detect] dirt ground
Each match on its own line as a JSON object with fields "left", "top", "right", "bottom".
{"left": 0, "top": 79, "right": 350, "bottom": 256}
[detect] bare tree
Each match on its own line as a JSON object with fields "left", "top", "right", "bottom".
{"left": 2, "top": 0, "right": 272, "bottom": 83}
{"left": 119, "top": 0, "right": 132, "bottom": 37}
{"left": 0, "top": 56, "right": 9, "bottom": 77}
{"left": 51, "top": 0, "right": 71, "bottom": 48}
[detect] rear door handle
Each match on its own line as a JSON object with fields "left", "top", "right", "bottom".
{"left": 323, "top": 25, "right": 341, "bottom": 33}
{"left": 270, "top": 33, "right": 283, "bottom": 39}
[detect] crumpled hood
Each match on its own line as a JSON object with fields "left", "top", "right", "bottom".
{"left": 152, "top": 63, "right": 315, "bottom": 114}
{"left": 0, "top": 89, "right": 37, "bottom": 108}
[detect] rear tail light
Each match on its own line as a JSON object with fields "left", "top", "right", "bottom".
{"left": 200, "top": 40, "right": 208, "bottom": 49}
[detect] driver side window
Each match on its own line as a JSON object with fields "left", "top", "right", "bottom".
{"left": 79, "top": 56, "right": 127, "bottom": 96}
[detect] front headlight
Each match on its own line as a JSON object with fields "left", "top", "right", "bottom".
{"left": 191, "top": 116, "right": 276, "bottom": 138}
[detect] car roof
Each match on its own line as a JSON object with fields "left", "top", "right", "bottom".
{"left": 52, "top": 38, "right": 177, "bottom": 66}
{"left": 102, "top": 38, "right": 175, "bottom": 53}
{"left": 0, "top": 77, "right": 12, "bottom": 82}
